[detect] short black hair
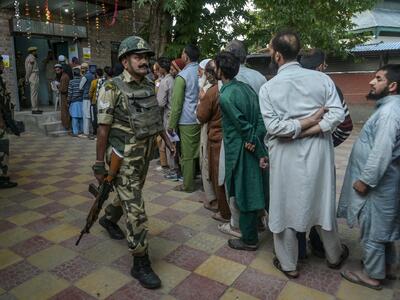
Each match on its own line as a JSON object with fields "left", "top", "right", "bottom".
{"left": 157, "top": 57, "right": 171, "bottom": 73}
{"left": 72, "top": 68, "right": 81, "bottom": 77}
{"left": 184, "top": 44, "right": 200, "bottom": 62}
{"left": 271, "top": 30, "right": 301, "bottom": 61}
{"left": 300, "top": 49, "right": 326, "bottom": 70}
{"left": 225, "top": 40, "right": 247, "bottom": 64}
{"left": 378, "top": 64, "right": 400, "bottom": 94}
{"left": 96, "top": 68, "right": 104, "bottom": 77}
{"left": 104, "top": 66, "right": 113, "bottom": 77}
{"left": 215, "top": 51, "right": 240, "bottom": 80}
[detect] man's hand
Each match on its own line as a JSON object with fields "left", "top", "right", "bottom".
{"left": 259, "top": 157, "right": 269, "bottom": 169}
{"left": 310, "top": 107, "right": 329, "bottom": 124}
{"left": 353, "top": 180, "right": 369, "bottom": 196}
{"left": 92, "top": 162, "right": 107, "bottom": 185}
{"left": 94, "top": 173, "right": 105, "bottom": 185}
{"left": 244, "top": 142, "right": 255, "bottom": 152}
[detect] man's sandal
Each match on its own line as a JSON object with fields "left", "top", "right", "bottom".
{"left": 341, "top": 270, "right": 382, "bottom": 290}
{"left": 272, "top": 257, "right": 299, "bottom": 279}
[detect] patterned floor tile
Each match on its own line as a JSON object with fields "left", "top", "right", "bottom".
{"left": 220, "top": 287, "right": 259, "bottom": 300}
{"left": 6, "top": 192, "right": 40, "bottom": 204}
{"left": 145, "top": 202, "right": 168, "bottom": 217}
{"left": 35, "top": 202, "right": 68, "bottom": 216}
{"left": 149, "top": 183, "right": 175, "bottom": 194}
{"left": 148, "top": 237, "right": 180, "bottom": 260}
{"left": 148, "top": 217, "right": 173, "bottom": 236}
{"left": 151, "top": 195, "right": 181, "bottom": 207}
{"left": 9, "top": 272, "right": 69, "bottom": 300}
{"left": 185, "top": 232, "right": 226, "bottom": 254}
{"left": 27, "top": 245, "right": 77, "bottom": 270}
{"left": 0, "top": 205, "right": 26, "bottom": 219}
{"left": 23, "top": 216, "right": 62, "bottom": 233}
{"left": 278, "top": 282, "right": 334, "bottom": 300}
{"left": 106, "top": 281, "right": 162, "bottom": 300}
{"left": 233, "top": 267, "right": 287, "bottom": 299}
{"left": 215, "top": 244, "right": 257, "bottom": 265}
{"left": 0, "top": 250, "right": 23, "bottom": 270}
{"left": 6, "top": 211, "right": 45, "bottom": 226}
{"left": 170, "top": 199, "right": 203, "bottom": 213}
{"left": 177, "top": 214, "right": 210, "bottom": 231}
{"left": 61, "top": 233, "right": 105, "bottom": 252}
{"left": 49, "top": 286, "right": 98, "bottom": 300}
{"left": 154, "top": 208, "right": 187, "bottom": 224}
{"left": 75, "top": 266, "right": 132, "bottom": 300}
{"left": 164, "top": 245, "right": 209, "bottom": 271}
{"left": 39, "top": 223, "right": 80, "bottom": 243}
{"left": 10, "top": 236, "right": 53, "bottom": 258}
{"left": 0, "top": 227, "right": 36, "bottom": 248}
{"left": 30, "top": 185, "right": 59, "bottom": 196}
{"left": 0, "top": 221, "right": 16, "bottom": 234}
{"left": 110, "top": 254, "right": 132, "bottom": 275}
{"left": 50, "top": 256, "right": 97, "bottom": 282}
{"left": 194, "top": 255, "right": 246, "bottom": 285}
{"left": 83, "top": 239, "right": 127, "bottom": 265}
{"left": 249, "top": 249, "right": 289, "bottom": 280}
{"left": 51, "top": 208, "right": 87, "bottom": 224}
{"left": 152, "top": 260, "right": 191, "bottom": 294}
{"left": 158, "top": 224, "right": 196, "bottom": 243}
{"left": 170, "top": 273, "right": 227, "bottom": 300}
{"left": 20, "top": 197, "right": 53, "bottom": 209}
{"left": 0, "top": 261, "right": 42, "bottom": 291}
{"left": 58, "top": 195, "right": 90, "bottom": 207}
{"left": 293, "top": 261, "right": 342, "bottom": 295}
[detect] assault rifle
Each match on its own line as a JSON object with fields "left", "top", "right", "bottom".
{"left": 75, "top": 151, "right": 123, "bottom": 245}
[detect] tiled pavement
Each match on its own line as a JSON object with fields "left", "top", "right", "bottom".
{"left": 0, "top": 126, "right": 399, "bottom": 300}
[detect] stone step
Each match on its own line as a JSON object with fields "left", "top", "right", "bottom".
{"left": 14, "top": 109, "right": 61, "bottom": 135}
{"left": 43, "top": 121, "right": 64, "bottom": 136}
{"left": 48, "top": 130, "right": 69, "bottom": 137}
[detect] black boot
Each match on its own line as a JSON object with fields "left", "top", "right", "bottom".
{"left": 131, "top": 254, "right": 161, "bottom": 289}
{"left": 99, "top": 215, "right": 125, "bottom": 240}
{"left": 0, "top": 177, "right": 17, "bottom": 189}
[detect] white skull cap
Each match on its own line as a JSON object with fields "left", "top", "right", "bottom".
{"left": 58, "top": 55, "right": 66, "bottom": 62}
{"left": 199, "top": 58, "right": 211, "bottom": 70}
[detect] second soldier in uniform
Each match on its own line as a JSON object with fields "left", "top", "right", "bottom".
{"left": 93, "top": 36, "right": 174, "bottom": 289}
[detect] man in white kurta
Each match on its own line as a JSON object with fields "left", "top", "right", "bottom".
{"left": 259, "top": 31, "right": 347, "bottom": 277}
{"left": 338, "top": 65, "right": 400, "bottom": 290}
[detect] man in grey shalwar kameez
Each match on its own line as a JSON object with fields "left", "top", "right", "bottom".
{"left": 259, "top": 30, "right": 348, "bottom": 278}
{"left": 338, "top": 64, "right": 400, "bottom": 290}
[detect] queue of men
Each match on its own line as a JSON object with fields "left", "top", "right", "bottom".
{"left": 1, "top": 30, "right": 398, "bottom": 292}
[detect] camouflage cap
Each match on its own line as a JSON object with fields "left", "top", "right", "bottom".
{"left": 118, "top": 36, "right": 155, "bottom": 60}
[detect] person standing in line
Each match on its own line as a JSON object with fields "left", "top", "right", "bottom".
{"left": 338, "top": 65, "right": 400, "bottom": 290}
{"left": 197, "top": 59, "right": 231, "bottom": 223}
{"left": 68, "top": 67, "right": 84, "bottom": 137}
{"left": 43, "top": 50, "right": 58, "bottom": 106}
{"left": 259, "top": 30, "right": 348, "bottom": 278}
{"left": 297, "top": 48, "right": 353, "bottom": 260}
{"left": 58, "top": 55, "right": 73, "bottom": 80}
{"left": 216, "top": 51, "right": 268, "bottom": 251}
{"left": 79, "top": 62, "right": 94, "bottom": 138}
{"left": 168, "top": 45, "right": 201, "bottom": 192}
{"left": 25, "top": 47, "right": 42, "bottom": 114}
{"left": 218, "top": 39, "right": 268, "bottom": 238}
{"left": 55, "top": 64, "right": 70, "bottom": 131}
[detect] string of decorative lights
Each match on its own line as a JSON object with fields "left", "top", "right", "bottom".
{"left": 131, "top": 0, "right": 136, "bottom": 34}
{"left": 35, "top": 0, "right": 41, "bottom": 21}
{"left": 44, "top": 0, "right": 51, "bottom": 24}
{"left": 59, "top": 7, "right": 64, "bottom": 42}
{"left": 24, "top": 0, "right": 31, "bottom": 39}
{"left": 85, "top": 0, "right": 91, "bottom": 48}
{"left": 14, "top": 1, "right": 22, "bottom": 31}
{"left": 71, "top": 0, "right": 78, "bottom": 42}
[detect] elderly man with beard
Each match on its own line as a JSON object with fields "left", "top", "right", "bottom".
{"left": 338, "top": 64, "right": 400, "bottom": 290}
{"left": 259, "top": 30, "right": 347, "bottom": 278}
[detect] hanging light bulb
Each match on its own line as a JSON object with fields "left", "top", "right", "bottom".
{"left": 24, "top": 0, "right": 31, "bottom": 39}
{"left": 44, "top": 0, "right": 51, "bottom": 24}
{"left": 14, "top": 1, "right": 21, "bottom": 30}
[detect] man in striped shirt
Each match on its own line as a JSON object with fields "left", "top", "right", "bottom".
{"left": 297, "top": 48, "right": 353, "bottom": 259}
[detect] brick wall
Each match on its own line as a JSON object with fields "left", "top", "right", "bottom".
{"left": 0, "top": 10, "right": 18, "bottom": 107}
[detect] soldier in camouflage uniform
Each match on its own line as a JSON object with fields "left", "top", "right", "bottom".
{"left": 0, "top": 55, "right": 18, "bottom": 189}
{"left": 93, "top": 36, "right": 173, "bottom": 289}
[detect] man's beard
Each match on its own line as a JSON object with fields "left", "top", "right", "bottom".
{"left": 366, "top": 86, "right": 390, "bottom": 100}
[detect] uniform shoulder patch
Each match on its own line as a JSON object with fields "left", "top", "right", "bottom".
{"left": 104, "top": 80, "right": 117, "bottom": 91}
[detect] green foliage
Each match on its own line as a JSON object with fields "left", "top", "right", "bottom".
{"left": 239, "top": 0, "right": 378, "bottom": 56}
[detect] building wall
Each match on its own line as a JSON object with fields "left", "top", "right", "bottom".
{"left": 0, "top": 6, "right": 150, "bottom": 109}
{"left": 329, "top": 72, "right": 376, "bottom": 123}
{"left": 0, "top": 10, "right": 18, "bottom": 108}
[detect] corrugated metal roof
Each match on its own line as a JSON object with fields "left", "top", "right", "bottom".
{"left": 352, "top": 8, "right": 400, "bottom": 31}
{"left": 351, "top": 42, "right": 400, "bottom": 53}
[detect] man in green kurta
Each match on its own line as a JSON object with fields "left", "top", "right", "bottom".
{"left": 216, "top": 51, "right": 268, "bottom": 250}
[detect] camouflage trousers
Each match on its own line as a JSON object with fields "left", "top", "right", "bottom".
{"left": 104, "top": 135, "right": 156, "bottom": 256}
{"left": 0, "top": 128, "right": 9, "bottom": 177}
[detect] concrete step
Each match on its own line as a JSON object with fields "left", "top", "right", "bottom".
{"left": 14, "top": 109, "right": 61, "bottom": 135}
{"left": 43, "top": 121, "right": 64, "bottom": 136}
{"left": 48, "top": 130, "right": 69, "bottom": 137}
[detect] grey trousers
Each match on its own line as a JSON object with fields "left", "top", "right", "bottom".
{"left": 200, "top": 124, "right": 216, "bottom": 204}
{"left": 274, "top": 226, "right": 342, "bottom": 271}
